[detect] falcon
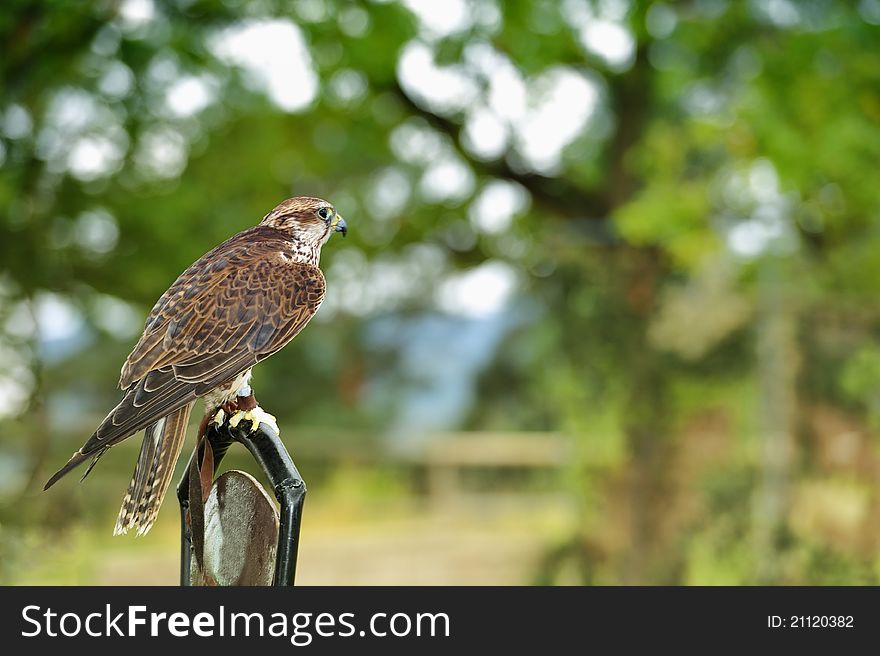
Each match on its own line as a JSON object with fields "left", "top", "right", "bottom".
{"left": 44, "top": 196, "right": 347, "bottom": 536}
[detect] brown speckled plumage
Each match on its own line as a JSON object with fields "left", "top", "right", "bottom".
{"left": 45, "top": 197, "right": 346, "bottom": 535}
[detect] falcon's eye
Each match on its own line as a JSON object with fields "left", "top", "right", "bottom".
{"left": 317, "top": 207, "right": 333, "bottom": 222}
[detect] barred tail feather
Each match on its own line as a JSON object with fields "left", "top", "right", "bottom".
{"left": 114, "top": 402, "right": 194, "bottom": 536}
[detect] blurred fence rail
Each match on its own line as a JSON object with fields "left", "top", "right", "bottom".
{"left": 280, "top": 430, "right": 574, "bottom": 503}
{"left": 399, "top": 432, "right": 572, "bottom": 504}
{"left": 40, "top": 424, "right": 575, "bottom": 508}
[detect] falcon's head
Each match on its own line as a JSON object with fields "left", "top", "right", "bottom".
{"left": 261, "top": 196, "right": 347, "bottom": 246}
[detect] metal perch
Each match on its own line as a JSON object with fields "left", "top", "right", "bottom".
{"left": 176, "top": 412, "right": 307, "bottom": 586}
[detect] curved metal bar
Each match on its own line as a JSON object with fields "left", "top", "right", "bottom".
{"left": 175, "top": 417, "right": 306, "bottom": 586}
{"left": 229, "top": 420, "right": 307, "bottom": 586}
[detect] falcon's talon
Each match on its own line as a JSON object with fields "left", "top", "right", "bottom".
{"left": 212, "top": 409, "right": 226, "bottom": 426}
{"left": 228, "top": 406, "right": 279, "bottom": 435}
{"left": 227, "top": 409, "right": 246, "bottom": 429}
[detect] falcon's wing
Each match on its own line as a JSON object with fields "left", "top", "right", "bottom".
{"left": 44, "top": 227, "right": 325, "bottom": 489}
{"left": 121, "top": 227, "right": 325, "bottom": 387}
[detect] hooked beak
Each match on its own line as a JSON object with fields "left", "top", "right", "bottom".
{"left": 332, "top": 213, "right": 347, "bottom": 237}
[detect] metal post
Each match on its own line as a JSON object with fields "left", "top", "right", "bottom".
{"left": 176, "top": 416, "right": 306, "bottom": 586}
